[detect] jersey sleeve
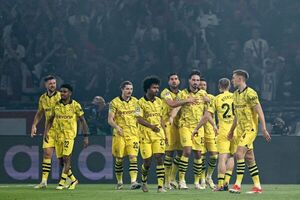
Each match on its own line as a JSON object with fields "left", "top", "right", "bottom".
{"left": 37, "top": 96, "right": 44, "bottom": 111}
{"left": 108, "top": 100, "right": 117, "bottom": 114}
{"left": 246, "top": 89, "right": 259, "bottom": 107}
{"left": 161, "top": 90, "right": 173, "bottom": 101}
{"left": 207, "top": 96, "right": 216, "bottom": 114}
{"left": 75, "top": 102, "right": 84, "bottom": 117}
{"left": 136, "top": 100, "right": 144, "bottom": 117}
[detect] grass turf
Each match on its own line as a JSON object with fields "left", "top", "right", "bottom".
{"left": 0, "top": 184, "right": 299, "bottom": 200}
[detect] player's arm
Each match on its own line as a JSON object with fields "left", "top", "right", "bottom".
{"left": 137, "top": 117, "right": 160, "bottom": 132}
{"left": 160, "top": 116, "right": 168, "bottom": 144}
{"left": 78, "top": 115, "right": 89, "bottom": 148}
{"left": 108, "top": 112, "right": 122, "bottom": 136}
{"left": 253, "top": 103, "right": 271, "bottom": 143}
{"left": 227, "top": 116, "right": 237, "bottom": 141}
{"left": 192, "top": 110, "right": 217, "bottom": 137}
{"left": 165, "top": 97, "right": 196, "bottom": 108}
{"left": 43, "top": 115, "right": 54, "bottom": 142}
{"left": 31, "top": 109, "right": 44, "bottom": 137}
{"left": 169, "top": 106, "right": 181, "bottom": 125}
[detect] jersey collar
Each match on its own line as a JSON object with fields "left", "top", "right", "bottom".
{"left": 119, "top": 95, "right": 131, "bottom": 102}
{"left": 144, "top": 95, "right": 156, "bottom": 102}
{"left": 187, "top": 87, "right": 199, "bottom": 94}
{"left": 59, "top": 99, "right": 73, "bottom": 105}
{"left": 46, "top": 91, "right": 57, "bottom": 98}
{"left": 238, "top": 86, "right": 248, "bottom": 94}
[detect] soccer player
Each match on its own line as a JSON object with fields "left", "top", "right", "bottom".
{"left": 228, "top": 70, "right": 271, "bottom": 194}
{"left": 44, "top": 84, "right": 89, "bottom": 190}
{"left": 198, "top": 78, "right": 218, "bottom": 189}
{"left": 31, "top": 75, "right": 61, "bottom": 189}
{"left": 161, "top": 73, "right": 197, "bottom": 189}
{"left": 195, "top": 78, "right": 236, "bottom": 191}
{"left": 173, "top": 70, "right": 216, "bottom": 190}
{"left": 137, "top": 76, "right": 167, "bottom": 193}
{"left": 108, "top": 81, "right": 141, "bottom": 190}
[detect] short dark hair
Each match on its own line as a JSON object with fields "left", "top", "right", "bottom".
{"left": 188, "top": 70, "right": 201, "bottom": 79}
{"left": 44, "top": 75, "right": 56, "bottom": 82}
{"left": 60, "top": 84, "right": 73, "bottom": 92}
{"left": 233, "top": 69, "right": 249, "bottom": 80}
{"left": 143, "top": 76, "right": 160, "bottom": 92}
{"left": 200, "top": 78, "right": 206, "bottom": 82}
{"left": 120, "top": 81, "right": 133, "bottom": 90}
{"left": 218, "top": 78, "right": 231, "bottom": 89}
{"left": 167, "top": 73, "right": 179, "bottom": 80}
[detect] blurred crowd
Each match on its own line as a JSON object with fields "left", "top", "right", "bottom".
{"left": 1, "top": 0, "right": 300, "bottom": 134}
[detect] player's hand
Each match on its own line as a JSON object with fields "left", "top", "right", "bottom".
{"left": 116, "top": 126, "right": 123, "bottom": 136}
{"left": 213, "top": 125, "right": 219, "bottom": 136}
{"left": 165, "top": 137, "right": 169, "bottom": 146}
{"left": 169, "top": 117, "right": 174, "bottom": 126}
{"left": 151, "top": 125, "right": 160, "bottom": 133}
{"left": 203, "top": 96, "right": 210, "bottom": 103}
{"left": 83, "top": 137, "right": 89, "bottom": 148}
{"left": 227, "top": 130, "right": 234, "bottom": 141}
{"left": 31, "top": 126, "right": 37, "bottom": 137}
{"left": 262, "top": 129, "right": 271, "bottom": 143}
{"left": 186, "top": 96, "right": 197, "bottom": 104}
{"left": 191, "top": 129, "right": 198, "bottom": 139}
{"left": 43, "top": 132, "right": 49, "bottom": 143}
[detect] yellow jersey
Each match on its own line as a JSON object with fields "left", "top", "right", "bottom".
{"left": 109, "top": 96, "right": 139, "bottom": 133}
{"left": 52, "top": 99, "right": 84, "bottom": 140}
{"left": 205, "top": 94, "right": 216, "bottom": 138}
{"left": 137, "top": 96, "right": 163, "bottom": 131}
{"left": 38, "top": 91, "right": 61, "bottom": 129}
{"left": 177, "top": 89, "right": 207, "bottom": 127}
{"left": 233, "top": 87, "right": 259, "bottom": 131}
{"left": 214, "top": 91, "right": 234, "bottom": 135}
{"left": 160, "top": 88, "right": 180, "bottom": 125}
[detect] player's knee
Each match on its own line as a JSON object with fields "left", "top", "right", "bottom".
{"left": 43, "top": 148, "right": 53, "bottom": 159}
{"left": 154, "top": 154, "right": 164, "bottom": 165}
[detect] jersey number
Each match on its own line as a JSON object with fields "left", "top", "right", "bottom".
{"left": 133, "top": 142, "right": 139, "bottom": 149}
{"left": 222, "top": 103, "right": 233, "bottom": 119}
{"left": 64, "top": 141, "right": 70, "bottom": 148}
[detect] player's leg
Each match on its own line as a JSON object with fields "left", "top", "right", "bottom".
{"left": 199, "top": 150, "right": 207, "bottom": 189}
{"left": 112, "top": 136, "right": 126, "bottom": 189}
{"left": 245, "top": 150, "right": 262, "bottom": 194}
{"left": 169, "top": 149, "right": 182, "bottom": 189}
{"left": 164, "top": 150, "right": 174, "bottom": 189}
{"left": 205, "top": 137, "right": 218, "bottom": 189}
{"left": 224, "top": 155, "right": 234, "bottom": 190}
{"left": 127, "top": 136, "right": 140, "bottom": 189}
{"left": 154, "top": 152, "right": 166, "bottom": 193}
{"left": 140, "top": 138, "right": 152, "bottom": 192}
{"left": 229, "top": 146, "right": 247, "bottom": 193}
{"left": 216, "top": 153, "right": 228, "bottom": 190}
{"left": 34, "top": 133, "right": 55, "bottom": 189}
{"left": 178, "top": 127, "right": 192, "bottom": 189}
{"left": 193, "top": 150, "right": 203, "bottom": 189}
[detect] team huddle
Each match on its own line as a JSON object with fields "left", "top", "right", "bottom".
{"left": 108, "top": 69, "right": 271, "bottom": 194}
{"left": 31, "top": 69, "right": 271, "bottom": 194}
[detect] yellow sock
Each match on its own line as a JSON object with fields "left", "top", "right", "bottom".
{"left": 224, "top": 170, "right": 232, "bottom": 185}
{"left": 41, "top": 158, "right": 51, "bottom": 182}
{"left": 170, "top": 156, "right": 180, "bottom": 181}
{"left": 179, "top": 156, "right": 189, "bottom": 182}
{"left": 156, "top": 165, "right": 165, "bottom": 188}
{"left": 193, "top": 159, "right": 202, "bottom": 184}
{"left": 207, "top": 155, "right": 218, "bottom": 178}
{"left": 68, "top": 169, "right": 76, "bottom": 182}
{"left": 115, "top": 158, "right": 123, "bottom": 184}
{"left": 218, "top": 174, "right": 225, "bottom": 187}
{"left": 248, "top": 163, "right": 261, "bottom": 188}
{"left": 235, "top": 159, "right": 245, "bottom": 186}
{"left": 164, "top": 155, "right": 172, "bottom": 184}
{"left": 141, "top": 164, "right": 149, "bottom": 183}
{"left": 200, "top": 157, "right": 206, "bottom": 181}
{"left": 129, "top": 157, "right": 138, "bottom": 183}
{"left": 58, "top": 172, "right": 67, "bottom": 186}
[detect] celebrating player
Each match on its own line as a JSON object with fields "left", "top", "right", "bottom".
{"left": 31, "top": 75, "right": 61, "bottom": 189}
{"left": 108, "top": 81, "right": 141, "bottom": 190}
{"left": 44, "top": 84, "right": 89, "bottom": 190}
{"left": 228, "top": 70, "right": 271, "bottom": 194}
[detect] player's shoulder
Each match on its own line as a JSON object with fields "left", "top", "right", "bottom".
{"left": 216, "top": 91, "right": 233, "bottom": 99}
{"left": 207, "top": 93, "right": 215, "bottom": 100}
{"left": 198, "top": 89, "right": 207, "bottom": 96}
{"left": 246, "top": 87, "right": 258, "bottom": 95}
{"left": 161, "top": 88, "right": 170, "bottom": 96}
{"left": 131, "top": 96, "right": 138, "bottom": 102}
{"left": 111, "top": 96, "right": 121, "bottom": 104}
{"left": 71, "top": 99, "right": 82, "bottom": 107}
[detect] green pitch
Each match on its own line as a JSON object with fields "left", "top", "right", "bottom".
{"left": 0, "top": 184, "right": 299, "bottom": 200}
